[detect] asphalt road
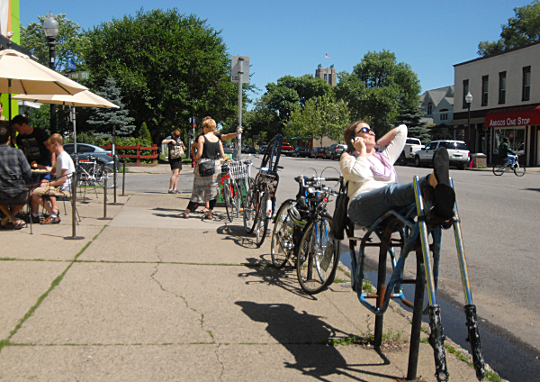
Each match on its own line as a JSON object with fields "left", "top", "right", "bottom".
{"left": 123, "top": 156, "right": 540, "bottom": 362}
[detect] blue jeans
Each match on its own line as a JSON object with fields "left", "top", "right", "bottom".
{"left": 348, "top": 177, "right": 428, "bottom": 228}
{"left": 504, "top": 155, "right": 517, "bottom": 167}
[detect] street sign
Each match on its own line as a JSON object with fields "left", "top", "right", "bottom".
{"left": 68, "top": 59, "right": 76, "bottom": 71}
{"left": 231, "top": 56, "right": 249, "bottom": 83}
{"left": 68, "top": 71, "right": 89, "bottom": 80}
{"left": 189, "top": 116, "right": 197, "bottom": 124}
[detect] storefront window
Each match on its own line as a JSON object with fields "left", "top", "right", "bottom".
{"left": 494, "top": 128, "right": 525, "bottom": 155}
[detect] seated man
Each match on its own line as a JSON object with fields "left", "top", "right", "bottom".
{"left": 30, "top": 134, "right": 75, "bottom": 224}
{"left": 0, "top": 123, "right": 32, "bottom": 229}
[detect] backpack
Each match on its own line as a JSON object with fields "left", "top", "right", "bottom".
{"left": 329, "top": 179, "right": 349, "bottom": 241}
{"left": 170, "top": 144, "right": 184, "bottom": 159}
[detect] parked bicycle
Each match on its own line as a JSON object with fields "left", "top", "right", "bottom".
{"left": 493, "top": 154, "right": 526, "bottom": 176}
{"left": 243, "top": 134, "right": 282, "bottom": 247}
{"left": 271, "top": 174, "right": 341, "bottom": 294}
{"left": 220, "top": 159, "right": 253, "bottom": 222}
{"left": 76, "top": 156, "right": 109, "bottom": 187}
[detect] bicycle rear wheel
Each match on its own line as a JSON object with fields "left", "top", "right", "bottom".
{"left": 253, "top": 192, "right": 269, "bottom": 248}
{"left": 492, "top": 164, "right": 505, "bottom": 176}
{"left": 514, "top": 163, "right": 526, "bottom": 177}
{"left": 223, "top": 177, "right": 235, "bottom": 222}
{"left": 296, "top": 214, "right": 340, "bottom": 294}
{"left": 271, "top": 200, "right": 295, "bottom": 268}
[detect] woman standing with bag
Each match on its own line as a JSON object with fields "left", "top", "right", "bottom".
{"left": 162, "top": 129, "right": 186, "bottom": 194}
{"left": 178, "top": 117, "right": 224, "bottom": 219}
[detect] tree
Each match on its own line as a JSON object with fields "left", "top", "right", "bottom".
{"left": 478, "top": 1, "right": 540, "bottom": 56}
{"left": 259, "top": 74, "right": 332, "bottom": 135}
{"left": 287, "top": 93, "right": 350, "bottom": 145}
{"left": 395, "top": 105, "right": 431, "bottom": 143}
{"left": 334, "top": 50, "right": 421, "bottom": 136}
{"left": 20, "top": 13, "right": 88, "bottom": 71}
{"left": 82, "top": 8, "right": 240, "bottom": 142}
{"left": 86, "top": 78, "right": 135, "bottom": 138}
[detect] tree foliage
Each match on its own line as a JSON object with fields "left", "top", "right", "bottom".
{"left": 287, "top": 93, "right": 350, "bottom": 145}
{"left": 334, "top": 50, "right": 420, "bottom": 136}
{"left": 20, "top": 13, "right": 88, "bottom": 71}
{"left": 259, "top": 74, "right": 332, "bottom": 136}
{"left": 395, "top": 105, "right": 431, "bottom": 143}
{"left": 82, "top": 8, "right": 239, "bottom": 142}
{"left": 86, "top": 78, "right": 135, "bottom": 138}
{"left": 478, "top": 1, "right": 540, "bottom": 56}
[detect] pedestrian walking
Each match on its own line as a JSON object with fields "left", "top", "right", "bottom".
{"left": 177, "top": 117, "right": 224, "bottom": 219}
{"left": 162, "top": 129, "right": 186, "bottom": 194}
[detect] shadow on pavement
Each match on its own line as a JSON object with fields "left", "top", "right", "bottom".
{"left": 235, "top": 301, "right": 394, "bottom": 381}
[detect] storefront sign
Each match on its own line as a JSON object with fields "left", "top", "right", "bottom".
{"left": 486, "top": 106, "right": 540, "bottom": 127}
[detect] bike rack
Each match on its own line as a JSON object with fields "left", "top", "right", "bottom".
{"left": 347, "top": 176, "right": 485, "bottom": 381}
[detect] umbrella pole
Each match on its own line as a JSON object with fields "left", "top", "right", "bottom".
{"left": 71, "top": 106, "right": 77, "bottom": 155}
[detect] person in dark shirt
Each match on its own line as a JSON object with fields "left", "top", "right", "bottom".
{"left": 11, "top": 115, "right": 51, "bottom": 167}
{"left": 0, "top": 122, "right": 32, "bottom": 229}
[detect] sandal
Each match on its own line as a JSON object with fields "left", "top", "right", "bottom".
{"left": 203, "top": 212, "right": 213, "bottom": 220}
{"left": 177, "top": 212, "right": 189, "bottom": 219}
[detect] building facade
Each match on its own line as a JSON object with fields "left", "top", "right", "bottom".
{"left": 452, "top": 41, "right": 540, "bottom": 166}
{"left": 419, "top": 86, "right": 454, "bottom": 126}
{"left": 315, "top": 64, "right": 337, "bottom": 86}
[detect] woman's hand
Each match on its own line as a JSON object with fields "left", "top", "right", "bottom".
{"left": 352, "top": 137, "right": 366, "bottom": 155}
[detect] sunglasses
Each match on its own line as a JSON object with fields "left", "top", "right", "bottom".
{"left": 356, "top": 126, "right": 374, "bottom": 135}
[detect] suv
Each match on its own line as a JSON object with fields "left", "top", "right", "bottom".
{"left": 281, "top": 142, "right": 295, "bottom": 156}
{"left": 414, "top": 140, "right": 470, "bottom": 170}
{"left": 325, "top": 144, "right": 347, "bottom": 160}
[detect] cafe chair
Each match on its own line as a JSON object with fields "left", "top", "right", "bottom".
{"left": 0, "top": 186, "right": 33, "bottom": 234}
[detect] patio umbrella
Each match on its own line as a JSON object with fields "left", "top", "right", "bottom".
{"left": 0, "top": 49, "right": 88, "bottom": 119}
{"left": 13, "top": 91, "right": 119, "bottom": 154}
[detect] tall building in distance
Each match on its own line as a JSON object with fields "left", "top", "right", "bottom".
{"left": 315, "top": 64, "right": 336, "bottom": 86}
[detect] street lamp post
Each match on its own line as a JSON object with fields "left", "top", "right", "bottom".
{"left": 43, "top": 12, "right": 59, "bottom": 133}
{"left": 465, "top": 92, "right": 473, "bottom": 151}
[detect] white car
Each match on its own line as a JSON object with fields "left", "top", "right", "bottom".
{"left": 414, "top": 140, "right": 470, "bottom": 170}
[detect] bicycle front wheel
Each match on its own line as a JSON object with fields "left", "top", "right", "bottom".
{"left": 514, "top": 163, "right": 526, "bottom": 177}
{"left": 243, "top": 186, "right": 256, "bottom": 233}
{"left": 492, "top": 164, "right": 505, "bottom": 176}
{"left": 271, "top": 200, "right": 296, "bottom": 268}
{"left": 223, "top": 178, "right": 235, "bottom": 222}
{"left": 296, "top": 214, "right": 340, "bottom": 294}
{"left": 253, "top": 193, "right": 269, "bottom": 248}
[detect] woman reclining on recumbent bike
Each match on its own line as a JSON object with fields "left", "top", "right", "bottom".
{"left": 339, "top": 121, "right": 455, "bottom": 228}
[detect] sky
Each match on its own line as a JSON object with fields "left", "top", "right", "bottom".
{"left": 18, "top": 0, "right": 533, "bottom": 101}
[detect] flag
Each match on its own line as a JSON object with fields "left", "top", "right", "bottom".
{"left": 325, "top": 53, "right": 330, "bottom": 58}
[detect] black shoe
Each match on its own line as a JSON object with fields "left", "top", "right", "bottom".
{"left": 31, "top": 216, "right": 42, "bottom": 224}
{"left": 432, "top": 147, "right": 455, "bottom": 220}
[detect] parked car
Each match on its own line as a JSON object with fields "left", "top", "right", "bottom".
{"left": 241, "top": 145, "right": 257, "bottom": 154}
{"left": 291, "top": 147, "right": 309, "bottom": 157}
{"left": 259, "top": 146, "right": 267, "bottom": 154}
{"left": 398, "top": 138, "right": 425, "bottom": 165}
{"left": 414, "top": 140, "right": 470, "bottom": 170}
{"left": 310, "top": 147, "right": 326, "bottom": 159}
{"left": 64, "top": 143, "right": 120, "bottom": 170}
{"left": 281, "top": 142, "right": 295, "bottom": 156}
{"left": 324, "top": 144, "right": 348, "bottom": 160}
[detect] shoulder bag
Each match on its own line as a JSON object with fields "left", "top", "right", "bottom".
{"left": 198, "top": 160, "right": 215, "bottom": 177}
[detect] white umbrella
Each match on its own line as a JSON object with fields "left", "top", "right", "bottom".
{"left": 0, "top": 49, "right": 87, "bottom": 95}
{"left": 0, "top": 49, "right": 88, "bottom": 120}
{"left": 13, "top": 91, "right": 119, "bottom": 154}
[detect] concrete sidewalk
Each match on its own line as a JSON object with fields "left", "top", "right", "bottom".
{"left": 0, "top": 181, "right": 499, "bottom": 381}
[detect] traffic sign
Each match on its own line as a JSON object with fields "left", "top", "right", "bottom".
{"left": 68, "top": 71, "right": 89, "bottom": 80}
{"left": 68, "top": 59, "right": 76, "bottom": 71}
{"left": 231, "top": 56, "right": 249, "bottom": 83}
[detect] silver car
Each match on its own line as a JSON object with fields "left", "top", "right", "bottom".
{"left": 64, "top": 143, "right": 121, "bottom": 171}
{"left": 414, "top": 140, "right": 470, "bottom": 170}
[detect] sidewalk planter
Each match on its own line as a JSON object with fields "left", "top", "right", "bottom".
{"left": 471, "top": 153, "right": 487, "bottom": 168}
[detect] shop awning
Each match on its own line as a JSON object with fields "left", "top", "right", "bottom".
{"left": 485, "top": 105, "right": 540, "bottom": 127}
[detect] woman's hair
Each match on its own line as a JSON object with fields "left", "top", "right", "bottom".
{"left": 344, "top": 121, "right": 368, "bottom": 153}
{"left": 202, "top": 116, "right": 217, "bottom": 132}
{"left": 173, "top": 129, "right": 181, "bottom": 138}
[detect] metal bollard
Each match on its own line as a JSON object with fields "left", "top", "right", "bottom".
{"left": 64, "top": 171, "right": 84, "bottom": 240}
{"left": 98, "top": 173, "right": 112, "bottom": 220}
{"left": 122, "top": 160, "right": 126, "bottom": 196}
